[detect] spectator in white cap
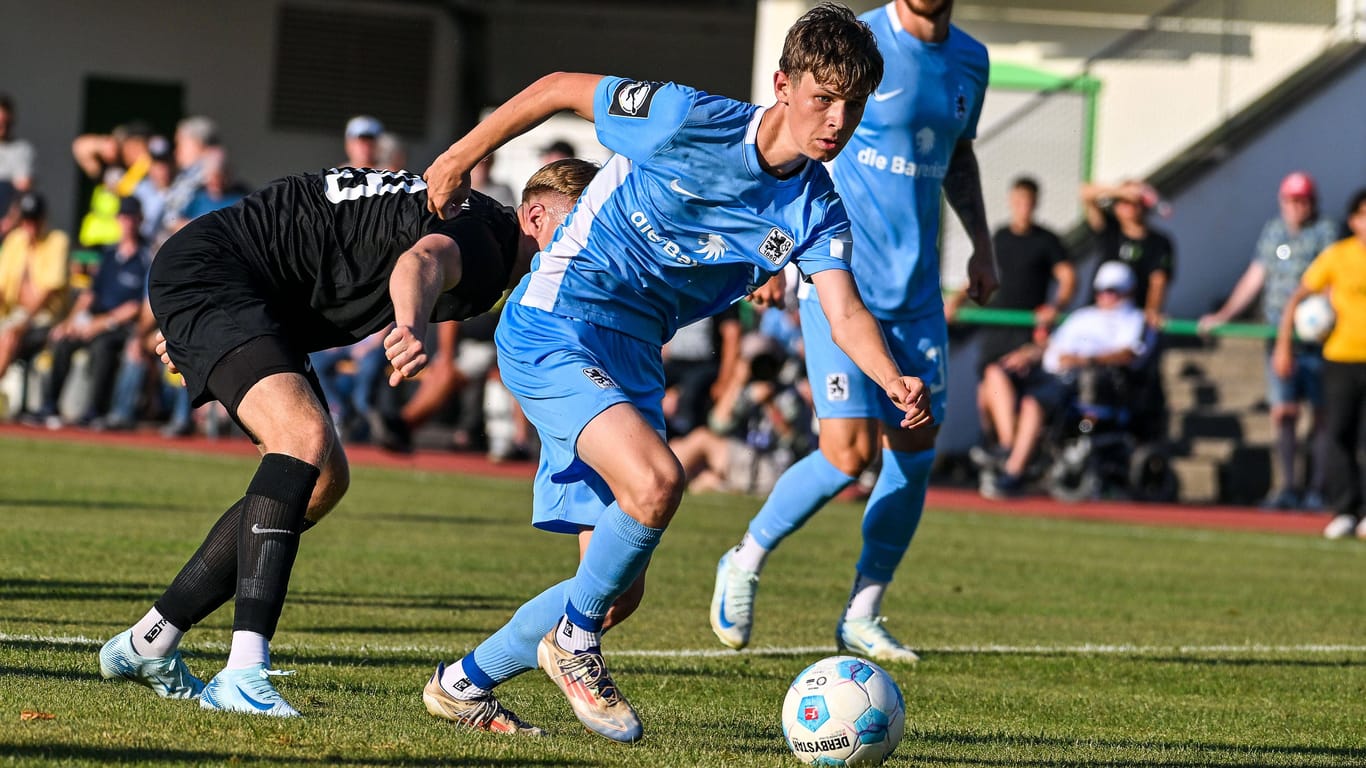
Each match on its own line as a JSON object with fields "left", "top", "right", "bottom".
{"left": 980, "top": 261, "right": 1154, "bottom": 498}
{"left": 344, "top": 115, "right": 384, "bottom": 167}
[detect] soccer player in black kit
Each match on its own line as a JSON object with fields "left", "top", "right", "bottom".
{"left": 97, "top": 159, "right": 598, "bottom": 716}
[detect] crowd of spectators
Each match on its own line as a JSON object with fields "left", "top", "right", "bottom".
{"left": 1, "top": 87, "right": 1362, "bottom": 526}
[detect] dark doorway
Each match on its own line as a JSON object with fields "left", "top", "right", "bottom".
{"left": 73, "top": 76, "right": 184, "bottom": 232}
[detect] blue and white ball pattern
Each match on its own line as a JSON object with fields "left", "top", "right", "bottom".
{"left": 781, "top": 655, "right": 905, "bottom": 766}
{"left": 1293, "top": 293, "right": 1336, "bottom": 344}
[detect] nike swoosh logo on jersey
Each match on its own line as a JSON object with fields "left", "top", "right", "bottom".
{"left": 250, "top": 523, "right": 294, "bottom": 535}
{"left": 872, "top": 88, "right": 904, "bottom": 102}
{"left": 669, "top": 178, "right": 705, "bottom": 200}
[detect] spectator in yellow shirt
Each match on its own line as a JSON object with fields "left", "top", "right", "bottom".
{"left": 1276, "top": 188, "right": 1366, "bottom": 539}
{"left": 0, "top": 192, "right": 70, "bottom": 391}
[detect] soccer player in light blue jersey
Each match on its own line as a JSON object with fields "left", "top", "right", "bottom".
{"left": 713, "top": 0, "right": 998, "bottom": 663}
{"left": 417, "top": 3, "right": 932, "bottom": 744}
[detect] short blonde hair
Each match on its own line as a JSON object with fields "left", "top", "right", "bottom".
{"left": 780, "top": 2, "right": 883, "bottom": 100}
{"left": 521, "top": 158, "right": 599, "bottom": 205}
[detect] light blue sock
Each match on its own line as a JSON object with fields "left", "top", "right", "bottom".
{"left": 467, "top": 579, "right": 571, "bottom": 686}
{"left": 566, "top": 504, "right": 663, "bottom": 631}
{"left": 857, "top": 448, "right": 934, "bottom": 582}
{"left": 747, "top": 449, "right": 856, "bottom": 550}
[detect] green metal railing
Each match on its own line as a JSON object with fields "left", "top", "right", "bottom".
{"left": 952, "top": 306, "right": 1277, "bottom": 340}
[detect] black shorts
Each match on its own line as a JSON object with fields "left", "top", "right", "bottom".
{"left": 149, "top": 219, "right": 328, "bottom": 430}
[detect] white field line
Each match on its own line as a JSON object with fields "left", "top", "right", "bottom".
{"left": 6, "top": 632, "right": 1366, "bottom": 658}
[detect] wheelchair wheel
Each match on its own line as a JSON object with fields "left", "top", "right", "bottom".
{"left": 1047, "top": 436, "right": 1101, "bottom": 502}
{"left": 1128, "top": 444, "right": 1179, "bottom": 502}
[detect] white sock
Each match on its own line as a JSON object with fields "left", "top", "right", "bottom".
{"left": 730, "top": 533, "right": 770, "bottom": 573}
{"left": 553, "top": 615, "right": 601, "bottom": 653}
{"left": 844, "top": 574, "right": 888, "bottom": 620}
{"left": 225, "top": 630, "right": 271, "bottom": 670}
{"left": 440, "top": 658, "right": 489, "bottom": 700}
{"left": 130, "top": 608, "right": 184, "bottom": 658}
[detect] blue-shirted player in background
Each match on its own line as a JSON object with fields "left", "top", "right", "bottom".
{"left": 418, "top": 3, "right": 932, "bottom": 744}
{"left": 713, "top": 0, "right": 997, "bottom": 663}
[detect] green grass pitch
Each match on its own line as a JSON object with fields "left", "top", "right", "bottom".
{"left": 2, "top": 435, "right": 1365, "bottom": 766}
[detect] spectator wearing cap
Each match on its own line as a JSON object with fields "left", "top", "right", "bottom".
{"left": 1199, "top": 171, "right": 1340, "bottom": 510}
{"left": 0, "top": 93, "right": 35, "bottom": 237}
{"left": 1276, "top": 189, "right": 1366, "bottom": 539}
{"left": 539, "top": 139, "right": 576, "bottom": 165}
{"left": 156, "top": 116, "right": 220, "bottom": 245}
{"left": 0, "top": 193, "right": 70, "bottom": 405}
{"left": 981, "top": 261, "right": 1154, "bottom": 498}
{"left": 344, "top": 115, "right": 383, "bottom": 167}
{"left": 35, "top": 196, "right": 150, "bottom": 427}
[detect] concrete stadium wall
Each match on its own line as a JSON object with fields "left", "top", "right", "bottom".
{"left": 1, "top": 0, "right": 755, "bottom": 233}
{"left": 0, "top": 0, "right": 458, "bottom": 234}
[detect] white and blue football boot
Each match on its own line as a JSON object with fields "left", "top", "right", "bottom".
{"left": 199, "top": 664, "right": 301, "bottom": 717}
{"left": 710, "top": 550, "right": 759, "bottom": 650}
{"left": 836, "top": 616, "right": 921, "bottom": 664}
{"left": 99, "top": 629, "right": 204, "bottom": 699}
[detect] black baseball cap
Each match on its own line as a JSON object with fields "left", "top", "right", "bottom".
{"left": 118, "top": 196, "right": 143, "bottom": 217}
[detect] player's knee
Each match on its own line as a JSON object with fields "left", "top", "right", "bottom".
{"left": 619, "top": 460, "right": 685, "bottom": 527}
{"left": 822, "top": 442, "right": 875, "bottom": 477}
{"left": 272, "top": 413, "right": 336, "bottom": 467}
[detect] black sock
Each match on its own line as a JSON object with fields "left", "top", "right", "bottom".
{"left": 155, "top": 499, "right": 245, "bottom": 631}
{"left": 233, "top": 454, "right": 320, "bottom": 639}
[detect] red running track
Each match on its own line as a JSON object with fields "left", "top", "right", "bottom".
{"left": 0, "top": 423, "right": 1332, "bottom": 536}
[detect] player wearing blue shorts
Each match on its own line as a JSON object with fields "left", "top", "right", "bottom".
{"left": 712, "top": 0, "right": 997, "bottom": 663}
{"left": 418, "top": 4, "right": 932, "bottom": 743}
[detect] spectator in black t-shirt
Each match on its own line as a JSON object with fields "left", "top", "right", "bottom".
{"left": 36, "top": 196, "right": 150, "bottom": 426}
{"left": 1080, "top": 179, "right": 1175, "bottom": 328}
{"left": 950, "top": 176, "right": 1074, "bottom": 467}
{"left": 1081, "top": 179, "right": 1176, "bottom": 442}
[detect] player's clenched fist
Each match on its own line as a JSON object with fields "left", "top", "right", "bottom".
{"left": 384, "top": 325, "right": 429, "bottom": 386}
{"left": 422, "top": 153, "right": 472, "bottom": 219}
{"left": 885, "top": 376, "right": 933, "bottom": 430}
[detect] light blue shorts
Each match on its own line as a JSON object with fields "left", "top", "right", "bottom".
{"left": 799, "top": 293, "right": 948, "bottom": 427}
{"left": 495, "top": 302, "right": 665, "bottom": 534}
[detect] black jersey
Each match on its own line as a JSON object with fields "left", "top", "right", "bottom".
{"left": 203, "top": 167, "right": 520, "bottom": 347}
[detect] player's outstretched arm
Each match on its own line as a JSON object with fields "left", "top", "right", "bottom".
{"left": 810, "top": 269, "right": 933, "bottom": 430}
{"left": 424, "top": 73, "right": 603, "bottom": 218}
{"left": 945, "top": 139, "right": 998, "bottom": 305}
{"left": 385, "top": 233, "right": 462, "bottom": 386}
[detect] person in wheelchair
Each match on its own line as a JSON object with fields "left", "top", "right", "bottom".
{"left": 980, "top": 261, "right": 1159, "bottom": 499}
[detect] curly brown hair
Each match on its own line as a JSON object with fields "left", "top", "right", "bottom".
{"left": 779, "top": 3, "right": 884, "bottom": 100}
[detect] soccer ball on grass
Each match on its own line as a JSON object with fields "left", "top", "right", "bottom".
{"left": 781, "top": 655, "right": 905, "bottom": 766}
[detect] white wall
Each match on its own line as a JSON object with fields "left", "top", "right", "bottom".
{"left": 0, "top": 0, "right": 457, "bottom": 234}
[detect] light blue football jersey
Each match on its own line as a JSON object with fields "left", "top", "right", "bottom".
{"left": 510, "top": 76, "right": 853, "bottom": 344}
{"left": 830, "top": 4, "right": 989, "bottom": 320}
